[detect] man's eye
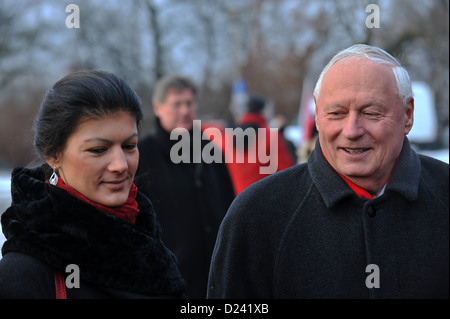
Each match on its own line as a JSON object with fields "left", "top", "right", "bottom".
{"left": 363, "top": 112, "right": 381, "bottom": 118}
{"left": 328, "top": 111, "right": 345, "bottom": 118}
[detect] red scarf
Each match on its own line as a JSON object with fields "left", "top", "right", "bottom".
{"left": 322, "top": 151, "right": 399, "bottom": 200}
{"left": 49, "top": 178, "right": 139, "bottom": 224}
{"left": 335, "top": 171, "right": 373, "bottom": 199}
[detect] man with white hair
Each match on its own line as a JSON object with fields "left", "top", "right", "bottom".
{"left": 207, "top": 44, "right": 449, "bottom": 299}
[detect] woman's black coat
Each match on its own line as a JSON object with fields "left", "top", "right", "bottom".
{"left": 0, "top": 164, "right": 185, "bottom": 299}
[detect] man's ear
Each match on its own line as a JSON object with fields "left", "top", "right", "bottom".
{"left": 404, "top": 98, "right": 414, "bottom": 135}
{"left": 313, "top": 94, "right": 320, "bottom": 132}
{"left": 153, "top": 102, "right": 162, "bottom": 117}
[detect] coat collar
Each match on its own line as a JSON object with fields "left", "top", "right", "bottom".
{"left": 308, "top": 137, "right": 421, "bottom": 208}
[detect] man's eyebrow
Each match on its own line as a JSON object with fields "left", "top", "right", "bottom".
{"left": 322, "top": 103, "right": 346, "bottom": 110}
{"left": 83, "top": 133, "right": 138, "bottom": 143}
{"left": 323, "top": 101, "right": 384, "bottom": 109}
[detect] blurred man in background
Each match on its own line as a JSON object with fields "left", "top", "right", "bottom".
{"left": 136, "top": 74, "right": 235, "bottom": 298}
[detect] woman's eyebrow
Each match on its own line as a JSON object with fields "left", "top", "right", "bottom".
{"left": 83, "top": 133, "right": 138, "bottom": 144}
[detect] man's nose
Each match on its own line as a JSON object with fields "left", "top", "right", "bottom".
{"left": 178, "top": 103, "right": 193, "bottom": 114}
{"left": 342, "top": 112, "right": 365, "bottom": 139}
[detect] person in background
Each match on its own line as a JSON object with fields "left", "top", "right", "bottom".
{"left": 207, "top": 44, "right": 448, "bottom": 299}
{"left": 0, "top": 71, "right": 185, "bottom": 299}
{"left": 271, "top": 114, "right": 298, "bottom": 164}
{"left": 135, "top": 74, "right": 235, "bottom": 298}
{"left": 298, "top": 123, "right": 318, "bottom": 163}
{"left": 225, "top": 95, "right": 295, "bottom": 194}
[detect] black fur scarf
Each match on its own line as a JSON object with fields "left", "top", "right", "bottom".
{"left": 1, "top": 164, "right": 185, "bottom": 296}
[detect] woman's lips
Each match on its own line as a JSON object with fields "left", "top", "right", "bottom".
{"left": 102, "top": 179, "right": 127, "bottom": 190}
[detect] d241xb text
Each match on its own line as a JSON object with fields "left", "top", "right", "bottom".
{"left": 225, "top": 303, "right": 269, "bottom": 314}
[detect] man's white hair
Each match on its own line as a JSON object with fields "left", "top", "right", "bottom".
{"left": 313, "top": 44, "right": 413, "bottom": 106}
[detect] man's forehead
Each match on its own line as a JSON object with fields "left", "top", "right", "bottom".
{"left": 328, "top": 56, "right": 393, "bottom": 75}
{"left": 316, "top": 57, "right": 400, "bottom": 108}
{"left": 166, "top": 87, "right": 195, "bottom": 97}
{"left": 322, "top": 58, "right": 396, "bottom": 91}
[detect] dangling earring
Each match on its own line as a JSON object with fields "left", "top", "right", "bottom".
{"left": 49, "top": 166, "right": 58, "bottom": 186}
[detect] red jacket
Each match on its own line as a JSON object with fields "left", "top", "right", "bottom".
{"left": 224, "top": 113, "right": 295, "bottom": 194}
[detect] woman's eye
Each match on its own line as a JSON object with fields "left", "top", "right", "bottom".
{"left": 88, "top": 148, "right": 106, "bottom": 154}
{"left": 123, "top": 144, "right": 137, "bottom": 151}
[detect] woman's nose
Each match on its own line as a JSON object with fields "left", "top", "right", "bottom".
{"left": 108, "top": 147, "right": 128, "bottom": 173}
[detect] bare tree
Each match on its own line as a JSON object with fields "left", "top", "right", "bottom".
{"left": 0, "top": 0, "right": 46, "bottom": 91}
{"left": 141, "top": 0, "right": 165, "bottom": 81}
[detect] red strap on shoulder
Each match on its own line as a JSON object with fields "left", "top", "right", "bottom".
{"left": 54, "top": 269, "right": 67, "bottom": 299}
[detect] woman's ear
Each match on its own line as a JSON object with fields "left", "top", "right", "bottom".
{"left": 44, "top": 154, "right": 61, "bottom": 169}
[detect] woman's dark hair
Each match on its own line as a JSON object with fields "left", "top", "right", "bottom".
{"left": 34, "top": 70, "right": 144, "bottom": 159}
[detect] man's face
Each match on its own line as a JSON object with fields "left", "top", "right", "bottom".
{"left": 154, "top": 88, "right": 197, "bottom": 132}
{"left": 314, "top": 57, "right": 414, "bottom": 195}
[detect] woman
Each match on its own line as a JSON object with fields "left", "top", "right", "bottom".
{"left": 0, "top": 71, "right": 185, "bottom": 298}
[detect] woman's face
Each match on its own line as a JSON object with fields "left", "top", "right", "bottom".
{"left": 49, "top": 111, "right": 139, "bottom": 207}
